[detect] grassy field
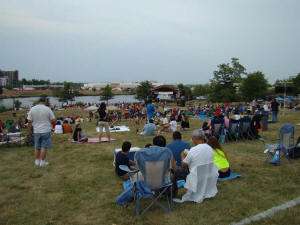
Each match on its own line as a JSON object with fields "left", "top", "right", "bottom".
{"left": 0, "top": 108, "right": 300, "bottom": 225}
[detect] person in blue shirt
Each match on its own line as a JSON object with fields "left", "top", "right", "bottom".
{"left": 167, "top": 131, "right": 190, "bottom": 167}
{"left": 139, "top": 119, "right": 157, "bottom": 136}
{"left": 146, "top": 100, "right": 155, "bottom": 120}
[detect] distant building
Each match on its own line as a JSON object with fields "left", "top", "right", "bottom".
{"left": 83, "top": 81, "right": 164, "bottom": 91}
{"left": 22, "top": 84, "right": 64, "bottom": 90}
{"left": 0, "top": 70, "right": 19, "bottom": 86}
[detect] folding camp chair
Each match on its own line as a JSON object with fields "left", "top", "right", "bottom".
{"left": 239, "top": 116, "right": 254, "bottom": 141}
{"left": 262, "top": 124, "right": 295, "bottom": 165}
{"left": 120, "top": 146, "right": 173, "bottom": 216}
{"left": 211, "top": 118, "right": 224, "bottom": 140}
{"left": 228, "top": 119, "right": 240, "bottom": 142}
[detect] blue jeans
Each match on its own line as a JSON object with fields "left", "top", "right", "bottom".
{"left": 272, "top": 111, "right": 278, "bottom": 122}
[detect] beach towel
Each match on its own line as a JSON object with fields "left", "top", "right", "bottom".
{"left": 217, "top": 173, "right": 243, "bottom": 182}
{"left": 96, "top": 126, "right": 130, "bottom": 133}
{"left": 69, "top": 137, "right": 116, "bottom": 143}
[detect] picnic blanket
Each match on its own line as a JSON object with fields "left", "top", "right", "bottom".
{"left": 69, "top": 137, "right": 116, "bottom": 143}
{"left": 0, "top": 137, "right": 25, "bottom": 145}
{"left": 96, "top": 126, "right": 130, "bottom": 133}
{"left": 217, "top": 173, "right": 243, "bottom": 181}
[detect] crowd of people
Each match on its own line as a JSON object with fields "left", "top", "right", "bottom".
{"left": 115, "top": 129, "right": 230, "bottom": 199}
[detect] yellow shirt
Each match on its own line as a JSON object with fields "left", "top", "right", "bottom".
{"left": 213, "top": 148, "right": 229, "bottom": 170}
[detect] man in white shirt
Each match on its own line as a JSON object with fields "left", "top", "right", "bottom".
{"left": 172, "top": 129, "right": 214, "bottom": 196}
{"left": 182, "top": 129, "right": 214, "bottom": 174}
{"left": 28, "top": 97, "right": 56, "bottom": 166}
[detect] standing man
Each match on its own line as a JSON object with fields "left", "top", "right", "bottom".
{"left": 28, "top": 97, "right": 56, "bottom": 166}
{"left": 271, "top": 98, "right": 279, "bottom": 122}
{"left": 146, "top": 100, "right": 155, "bottom": 120}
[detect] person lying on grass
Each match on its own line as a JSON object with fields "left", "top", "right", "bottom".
{"left": 115, "top": 141, "right": 135, "bottom": 181}
{"left": 73, "top": 124, "right": 88, "bottom": 142}
{"left": 207, "top": 136, "right": 231, "bottom": 178}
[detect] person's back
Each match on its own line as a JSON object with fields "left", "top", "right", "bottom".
{"left": 115, "top": 151, "right": 130, "bottom": 177}
{"left": 63, "top": 122, "right": 72, "bottom": 133}
{"left": 213, "top": 149, "right": 229, "bottom": 170}
{"left": 28, "top": 104, "right": 54, "bottom": 134}
{"left": 167, "top": 140, "right": 190, "bottom": 167}
{"left": 146, "top": 103, "right": 155, "bottom": 119}
{"left": 271, "top": 100, "right": 279, "bottom": 111}
{"left": 54, "top": 124, "right": 63, "bottom": 134}
{"left": 184, "top": 143, "right": 214, "bottom": 170}
{"left": 142, "top": 122, "right": 156, "bottom": 136}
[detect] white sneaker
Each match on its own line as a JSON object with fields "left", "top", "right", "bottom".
{"left": 35, "top": 159, "right": 40, "bottom": 166}
{"left": 39, "top": 160, "right": 49, "bottom": 167}
{"left": 173, "top": 198, "right": 184, "bottom": 203}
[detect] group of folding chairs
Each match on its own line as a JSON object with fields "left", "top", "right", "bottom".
{"left": 211, "top": 116, "right": 256, "bottom": 143}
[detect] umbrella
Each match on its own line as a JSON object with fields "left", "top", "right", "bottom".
{"left": 286, "top": 97, "right": 292, "bottom": 103}
{"left": 275, "top": 97, "right": 284, "bottom": 101}
{"left": 84, "top": 106, "right": 98, "bottom": 111}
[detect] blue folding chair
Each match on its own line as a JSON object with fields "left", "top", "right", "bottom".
{"left": 262, "top": 124, "right": 295, "bottom": 165}
{"left": 228, "top": 119, "right": 240, "bottom": 142}
{"left": 211, "top": 118, "right": 225, "bottom": 140}
{"left": 120, "top": 146, "right": 173, "bottom": 216}
{"left": 239, "top": 116, "right": 254, "bottom": 141}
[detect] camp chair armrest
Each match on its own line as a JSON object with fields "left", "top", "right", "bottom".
{"left": 119, "top": 165, "right": 139, "bottom": 174}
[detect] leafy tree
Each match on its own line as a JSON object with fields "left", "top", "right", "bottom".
{"left": 92, "top": 87, "right": 96, "bottom": 92}
{"left": 209, "top": 57, "right": 247, "bottom": 102}
{"left": 59, "top": 82, "right": 76, "bottom": 102}
{"left": 193, "top": 84, "right": 211, "bottom": 97}
{"left": 293, "top": 73, "right": 300, "bottom": 95}
{"left": 136, "top": 81, "right": 154, "bottom": 101}
{"left": 14, "top": 100, "right": 22, "bottom": 110}
{"left": 0, "top": 86, "right": 3, "bottom": 95}
{"left": 240, "top": 71, "right": 268, "bottom": 101}
{"left": 100, "top": 84, "right": 114, "bottom": 103}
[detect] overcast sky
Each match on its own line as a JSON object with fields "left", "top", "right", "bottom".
{"left": 0, "top": 0, "right": 299, "bottom": 84}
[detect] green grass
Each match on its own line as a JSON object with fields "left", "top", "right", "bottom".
{"left": 0, "top": 109, "right": 300, "bottom": 225}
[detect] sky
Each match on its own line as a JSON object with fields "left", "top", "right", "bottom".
{"left": 0, "top": 0, "right": 299, "bottom": 84}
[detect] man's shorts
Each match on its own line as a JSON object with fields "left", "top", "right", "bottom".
{"left": 34, "top": 133, "right": 52, "bottom": 150}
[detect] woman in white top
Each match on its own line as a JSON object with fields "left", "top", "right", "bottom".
{"left": 54, "top": 121, "right": 63, "bottom": 134}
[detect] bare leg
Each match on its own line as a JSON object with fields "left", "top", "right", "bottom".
{"left": 106, "top": 130, "right": 111, "bottom": 142}
{"left": 40, "top": 148, "right": 47, "bottom": 160}
{"left": 99, "top": 131, "right": 103, "bottom": 142}
{"left": 35, "top": 149, "right": 40, "bottom": 159}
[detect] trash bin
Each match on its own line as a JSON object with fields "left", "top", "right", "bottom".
{"left": 261, "top": 114, "right": 268, "bottom": 131}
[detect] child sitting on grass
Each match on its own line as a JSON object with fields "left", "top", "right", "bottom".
{"left": 115, "top": 141, "right": 135, "bottom": 180}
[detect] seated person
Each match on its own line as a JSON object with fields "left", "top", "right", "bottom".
{"left": 139, "top": 119, "right": 157, "bottom": 136}
{"left": 169, "top": 115, "right": 178, "bottom": 132}
{"left": 172, "top": 129, "right": 214, "bottom": 195}
{"left": 167, "top": 131, "right": 190, "bottom": 167}
{"left": 207, "top": 136, "right": 230, "bottom": 178}
{"left": 202, "top": 122, "right": 210, "bottom": 134}
{"left": 8, "top": 121, "right": 19, "bottom": 133}
{"left": 73, "top": 124, "right": 87, "bottom": 142}
{"left": 159, "top": 113, "right": 171, "bottom": 132}
{"left": 115, "top": 141, "right": 135, "bottom": 180}
{"left": 62, "top": 120, "right": 73, "bottom": 133}
{"left": 54, "top": 121, "right": 63, "bottom": 134}
{"left": 181, "top": 114, "right": 190, "bottom": 130}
